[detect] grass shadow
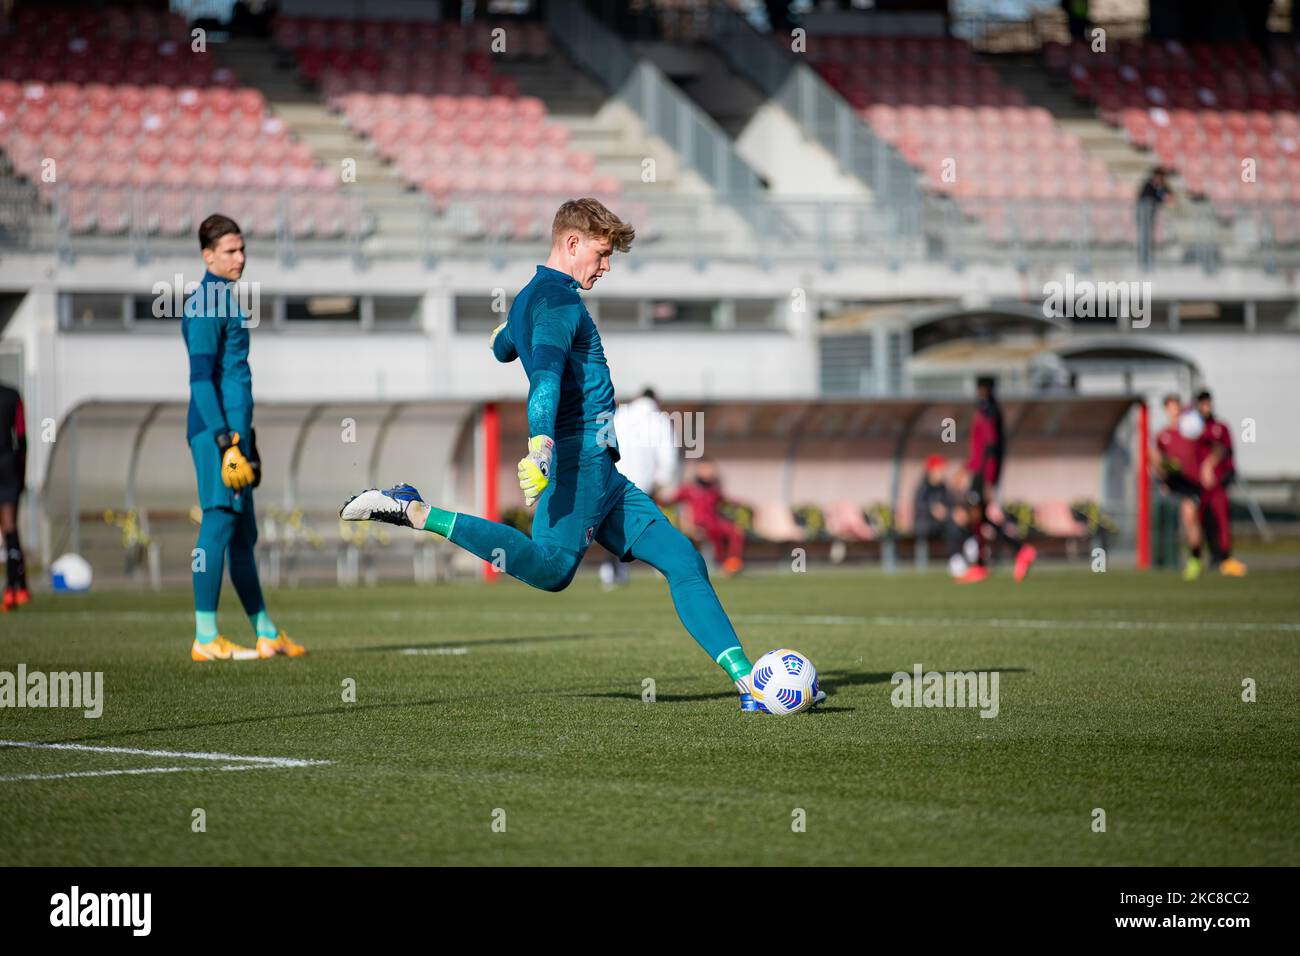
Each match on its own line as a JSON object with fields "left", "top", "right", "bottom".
{"left": 12, "top": 698, "right": 449, "bottom": 748}
{"left": 820, "top": 666, "right": 1029, "bottom": 690}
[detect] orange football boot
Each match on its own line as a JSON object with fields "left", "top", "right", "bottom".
{"left": 191, "top": 635, "right": 260, "bottom": 661}
{"left": 256, "top": 632, "right": 307, "bottom": 658}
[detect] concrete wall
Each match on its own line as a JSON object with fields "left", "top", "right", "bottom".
{"left": 4, "top": 251, "right": 1299, "bottom": 490}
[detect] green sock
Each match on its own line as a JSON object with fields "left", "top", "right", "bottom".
{"left": 716, "top": 646, "right": 753, "bottom": 691}
{"left": 195, "top": 611, "right": 218, "bottom": 644}
{"left": 251, "top": 609, "right": 278, "bottom": 639}
{"left": 423, "top": 506, "right": 457, "bottom": 538}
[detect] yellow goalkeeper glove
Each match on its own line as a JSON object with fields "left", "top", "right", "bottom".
{"left": 216, "top": 431, "right": 256, "bottom": 492}
{"left": 517, "top": 435, "right": 554, "bottom": 508}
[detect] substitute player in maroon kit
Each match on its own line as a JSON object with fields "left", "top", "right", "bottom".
{"left": 1153, "top": 393, "right": 1206, "bottom": 580}
{"left": 668, "top": 459, "right": 745, "bottom": 576}
{"left": 959, "top": 377, "right": 1037, "bottom": 583}
{"left": 1194, "top": 389, "right": 1246, "bottom": 576}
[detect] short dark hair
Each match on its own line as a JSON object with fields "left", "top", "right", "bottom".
{"left": 641, "top": 387, "right": 657, "bottom": 402}
{"left": 199, "top": 213, "right": 241, "bottom": 251}
{"left": 976, "top": 375, "right": 996, "bottom": 392}
{"left": 1195, "top": 389, "right": 1212, "bottom": 403}
{"left": 1162, "top": 393, "right": 1181, "bottom": 406}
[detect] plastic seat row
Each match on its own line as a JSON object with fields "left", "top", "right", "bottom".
{"left": 272, "top": 17, "right": 549, "bottom": 56}
{"left": 333, "top": 91, "right": 547, "bottom": 123}
{"left": 800, "top": 34, "right": 976, "bottom": 65}
{"left": 0, "top": 81, "right": 266, "bottom": 116}
{"left": 318, "top": 70, "right": 517, "bottom": 99}
{"left": 867, "top": 104, "right": 1058, "bottom": 130}
{"left": 53, "top": 187, "right": 356, "bottom": 238}
{"left": 9, "top": 7, "right": 186, "bottom": 42}
{"left": 1044, "top": 38, "right": 1300, "bottom": 74}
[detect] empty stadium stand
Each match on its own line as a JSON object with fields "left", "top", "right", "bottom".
{"left": 1046, "top": 37, "right": 1300, "bottom": 240}
{"left": 0, "top": 7, "right": 357, "bottom": 246}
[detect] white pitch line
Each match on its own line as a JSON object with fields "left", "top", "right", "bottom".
{"left": 400, "top": 647, "right": 469, "bottom": 655}
{"left": 0, "top": 764, "right": 263, "bottom": 783}
{"left": 733, "top": 614, "right": 1300, "bottom": 633}
{"left": 0, "top": 740, "right": 331, "bottom": 769}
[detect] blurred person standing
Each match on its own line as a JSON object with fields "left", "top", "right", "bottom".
{"left": 960, "top": 377, "right": 1037, "bottom": 583}
{"left": 0, "top": 380, "right": 29, "bottom": 611}
{"left": 1153, "top": 393, "right": 1207, "bottom": 580}
{"left": 1137, "top": 167, "right": 1174, "bottom": 270}
{"left": 1193, "top": 389, "right": 1246, "bottom": 576}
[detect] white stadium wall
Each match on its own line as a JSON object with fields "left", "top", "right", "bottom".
{"left": 4, "top": 254, "right": 1300, "bottom": 491}
{"left": 2, "top": 277, "right": 818, "bottom": 492}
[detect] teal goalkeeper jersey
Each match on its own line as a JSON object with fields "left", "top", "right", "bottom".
{"left": 182, "top": 271, "right": 254, "bottom": 442}
{"left": 493, "top": 265, "right": 620, "bottom": 461}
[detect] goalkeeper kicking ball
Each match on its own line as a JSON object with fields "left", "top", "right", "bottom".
{"left": 750, "top": 648, "right": 819, "bottom": 716}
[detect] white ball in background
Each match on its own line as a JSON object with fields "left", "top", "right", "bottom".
{"left": 1178, "top": 409, "right": 1205, "bottom": 441}
{"left": 50, "top": 553, "right": 93, "bottom": 593}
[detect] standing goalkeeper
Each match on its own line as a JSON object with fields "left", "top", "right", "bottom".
{"left": 184, "top": 214, "right": 304, "bottom": 661}
{"left": 342, "top": 199, "right": 817, "bottom": 712}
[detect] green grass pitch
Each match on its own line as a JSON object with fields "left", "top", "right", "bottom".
{"left": 2, "top": 567, "right": 1297, "bottom": 866}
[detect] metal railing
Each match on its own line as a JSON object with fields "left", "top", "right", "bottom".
{"left": 545, "top": 0, "right": 763, "bottom": 202}
{"left": 24, "top": 183, "right": 374, "bottom": 265}
{"left": 6, "top": 183, "right": 1300, "bottom": 272}
{"left": 709, "top": 1, "right": 924, "bottom": 223}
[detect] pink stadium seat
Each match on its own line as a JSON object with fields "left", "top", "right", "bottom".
{"left": 753, "top": 502, "right": 805, "bottom": 543}
{"left": 826, "top": 500, "right": 874, "bottom": 542}
{"left": 1035, "top": 501, "right": 1087, "bottom": 538}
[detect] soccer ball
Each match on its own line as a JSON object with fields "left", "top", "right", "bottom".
{"left": 750, "top": 648, "right": 818, "bottom": 716}
{"left": 50, "top": 553, "right": 93, "bottom": 593}
{"left": 1178, "top": 409, "right": 1205, "bottom": 440}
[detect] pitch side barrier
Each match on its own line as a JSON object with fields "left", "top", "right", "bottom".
{"left": 39, "top": 395, "right": 1142, "bottom": 587}
{"left": 39, "top": 400, "right": 481, "bottom": 588}
{"left": 482, "top": 395, "right": 1144, "bottom": 570}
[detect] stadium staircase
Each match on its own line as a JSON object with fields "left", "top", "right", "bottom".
{"left": 490, "top": 46, "right": 700, "bottom": 201}
{"left": 604, "top": 1, "right": 929, "bottom": 257}
{"left": 258, "top": 12, "right": 757, "bottom": 259}
{"left": 539, "top": 0, "right": 772, "bottom": 258}
{"left": 210, "top": 36, "right": 420, "bottom": 256}
{"left": 630, "top": 42, "right": 771, "bottom": 143}
{"left": 987, "top": 52, "right": 1156, "bottom": 194}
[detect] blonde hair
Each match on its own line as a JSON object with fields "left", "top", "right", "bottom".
{"left": 551, "top": 197, "right": 635, "bottom": 252}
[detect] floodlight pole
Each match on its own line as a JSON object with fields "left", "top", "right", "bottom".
{"left": 1136, "top": 400, "right": 1150, "bottom": 569}
{"left": 482, "top": 401, "right": 500, "bottom": 581}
